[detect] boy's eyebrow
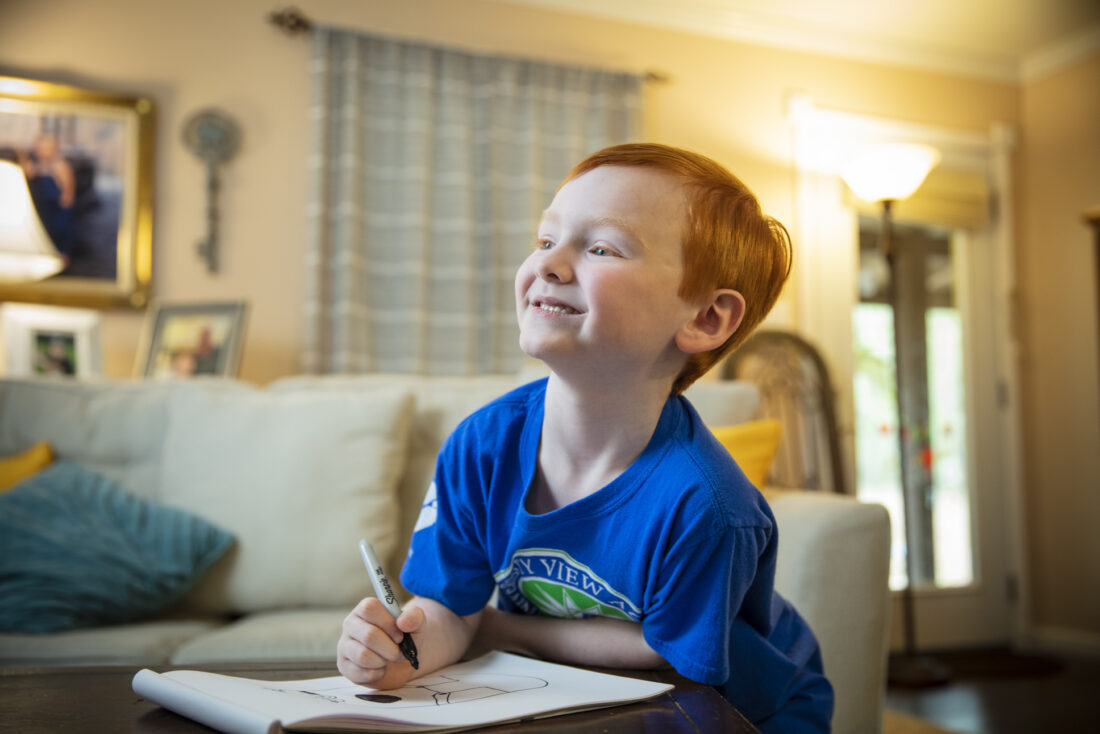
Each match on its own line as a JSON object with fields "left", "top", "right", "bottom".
{"left": 538, "top": 211, "right": 647, "bottom": 247}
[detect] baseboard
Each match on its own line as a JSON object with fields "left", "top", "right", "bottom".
{"left": 1020, "top": 625, "right": 1100, "bottom": 658}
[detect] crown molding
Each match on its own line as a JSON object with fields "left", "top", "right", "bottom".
{"left": 495, "top": 0, "right": 1080, "bottom": 84}
{"left": 1021, "top": 24, "right": 1100, "bottom": 82}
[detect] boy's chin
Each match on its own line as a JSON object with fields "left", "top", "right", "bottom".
{"left": 518, "top": 340, "right": 560, "bottom": 363}
{"left": 517, "top": 336, "right": 581, "bottom": 371}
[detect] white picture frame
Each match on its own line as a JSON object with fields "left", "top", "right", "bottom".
{"left": 0, "top": 303, "right": 102, "bottom": 378}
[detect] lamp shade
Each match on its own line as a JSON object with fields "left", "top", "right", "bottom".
{"left": 0, "top": 159, "right": 65, "bottom": 283}
{"left": 841, "top": 143, "right": 941, "bottom": 203}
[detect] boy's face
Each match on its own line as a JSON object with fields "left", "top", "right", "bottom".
{"left": 515, "top": 165, "right": 698, "bottom": 380}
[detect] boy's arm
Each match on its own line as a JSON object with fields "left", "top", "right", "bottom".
{"left": 337, "top": 596, "right": 481, "bottom": 689}
{"left": 472, "top": 606, "right": 668, "bottom": 670}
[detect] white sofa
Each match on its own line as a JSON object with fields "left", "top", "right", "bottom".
{"left": 0, "top": 373, "right": 891, "bottom": 734}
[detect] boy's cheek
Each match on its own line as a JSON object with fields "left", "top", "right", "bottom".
{"left": 514, "top": 264, "right": 538, "bottom": 306}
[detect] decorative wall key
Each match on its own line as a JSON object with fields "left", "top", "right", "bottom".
{"left": 182, "top": 108, "right": 241, "bottom": 273}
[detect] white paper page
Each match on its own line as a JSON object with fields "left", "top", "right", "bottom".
{"left": 135, "top": 651, "right": 673, "bottom": 733}
{"left": 133, "top": 668, "right": 280, "bottom": 734}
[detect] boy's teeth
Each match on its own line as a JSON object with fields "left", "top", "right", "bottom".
{"left": 538, "top": 303, "right": 578, "bottom": 314}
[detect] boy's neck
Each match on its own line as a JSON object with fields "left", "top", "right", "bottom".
{"left": 528, "top": 372, "right": 674, "bottom": 513}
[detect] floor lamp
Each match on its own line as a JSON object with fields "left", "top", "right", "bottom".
{"left": 842, "top": 143, "right": 952, "bottom": 687}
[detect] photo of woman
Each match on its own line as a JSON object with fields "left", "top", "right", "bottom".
{"left": 1, "top": 111, "right": 125, "bottom": 280}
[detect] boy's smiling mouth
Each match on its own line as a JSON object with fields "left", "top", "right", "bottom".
{"left": 532, "top": 297, "right": 581, "bottom": 315}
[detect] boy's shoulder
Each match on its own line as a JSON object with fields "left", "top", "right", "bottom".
{"left": 642, "top": 395, "right": 776, "bottom": 532}
{"left": 447, "top": 377, "right": 546, "bottom": 441}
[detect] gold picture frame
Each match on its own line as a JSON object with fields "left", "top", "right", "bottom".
{"left": 0, "top": 76, "right": 154, "bottom": 308}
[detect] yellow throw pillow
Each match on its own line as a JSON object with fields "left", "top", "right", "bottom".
{"left": 710, "top": 420, "right": 782, "bottom": 488}
{"left": 0, "top": 441, "right": 55, "bottom": 492}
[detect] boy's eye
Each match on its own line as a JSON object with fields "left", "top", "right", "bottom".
{"left": 590, "top": 246, "right": 618, "bottom": 257}
{"left": 537, "top": 239, "right": 554, "bottom": 250}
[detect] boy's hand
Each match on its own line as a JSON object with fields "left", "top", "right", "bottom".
{"left": 337, "top": 597, "right": 424, "bottom": 688}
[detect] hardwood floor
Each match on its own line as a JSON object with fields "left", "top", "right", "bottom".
{"left": 885, "top": 648, "right": 1100, "bottom": 733}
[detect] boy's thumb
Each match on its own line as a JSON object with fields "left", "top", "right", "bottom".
{"left": 396, "top": 605, "right": 425, "bottom": 634}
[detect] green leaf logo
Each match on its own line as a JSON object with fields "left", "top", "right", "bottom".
{"left": 494, "top": 549, "right": 641, "bottom": 622}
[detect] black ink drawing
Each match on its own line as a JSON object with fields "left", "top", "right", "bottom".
{"left": 270, "top": 672, "right": 548, "bottom": 710}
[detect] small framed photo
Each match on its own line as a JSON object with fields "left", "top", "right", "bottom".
{"left": 137, "top": 301, "right": 247, "bottom": 379}
{"left": 1, "top": 303, "right": 102, "bottom": 378}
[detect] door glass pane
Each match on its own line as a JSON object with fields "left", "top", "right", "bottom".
{"left": 927, "top": 307, "right": 973, "bottom": 587}
{"left": 852, "top": 219, "right": 974, "bottom": 590}
{"left": 852, "top": 303, "right": 906, "bottom": 588}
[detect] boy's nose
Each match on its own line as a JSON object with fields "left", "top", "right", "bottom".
{"left": 536, "top": 247, "right": 574, "bottom": 283}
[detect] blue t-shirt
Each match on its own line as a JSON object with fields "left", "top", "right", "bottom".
{"left": 402, "top": 379, "right": 833, "bottom": 730}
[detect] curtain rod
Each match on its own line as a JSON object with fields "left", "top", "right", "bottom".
{"left": 269, "top": 6, "right": 311, "bottom": 36}
{"left": 266, "top": 6, "right": 668, "bottom": 83}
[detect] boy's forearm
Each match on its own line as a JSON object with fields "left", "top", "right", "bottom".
{"left": 476, "top": 606, "right": 667, "bottom": 670}
{"left": 406, "top": 596, "right": 481, "bottom": 676}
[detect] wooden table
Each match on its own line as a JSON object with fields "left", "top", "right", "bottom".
{"left": 0, "top": 661, "right": 759, "bottom": 733}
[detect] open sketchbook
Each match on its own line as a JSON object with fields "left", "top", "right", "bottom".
{"left": 132, "top": 651, "right": 673, "bottom": 734}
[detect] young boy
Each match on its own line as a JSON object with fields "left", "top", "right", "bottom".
{"left": 337, "top": 143, "right": 834, "bottom": 732}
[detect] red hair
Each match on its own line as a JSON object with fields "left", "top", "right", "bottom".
{"left": 564, "top": 143, "right": 791, "bottom": 394}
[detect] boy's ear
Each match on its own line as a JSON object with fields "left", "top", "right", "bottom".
{"left": 675, "top": 289, "right": 746, "bottom": 355}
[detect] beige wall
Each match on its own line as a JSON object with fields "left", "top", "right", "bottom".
{"left": 2, "top": 0, "right": 314, "bottom": 380}
{"left": 1018, "top": 52, "right": 1100, "bottom": 641}
{"left": 0, "top": 0, "right": 1017, "bottom": 382}
{"left": 1, "top": 0, "right": 1095, "bottom": 644}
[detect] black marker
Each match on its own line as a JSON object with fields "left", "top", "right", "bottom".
{"left": 358, "top": 539, "right": 419, "bottom": 670}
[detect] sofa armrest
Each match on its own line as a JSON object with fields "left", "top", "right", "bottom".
{"left": 763, "top": 489, "right": 892, "bottom": 734}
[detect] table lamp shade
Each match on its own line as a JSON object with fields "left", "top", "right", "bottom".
{"left": 841, "top": 143, "right": 941, "bottom": 203}
{"left": 0, "top": 160, "right": 65, "bottom": 283}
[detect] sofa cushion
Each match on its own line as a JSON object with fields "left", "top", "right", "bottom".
{"left": 764, "top": 490, "right": 892, "bottom": 734}
{"left": 269, "top": 374, "right": 526, "bottom": 581}
{"left": 0, "top": 378, "right": 171, "bottom": 498}
{"left": 0, "top": 618, "right": 221, "bottom": 667}
{"left": 681, "top": 378, "right": 762, "bottom": 426}
{"left": 169, "top": 608, "right": 347, "bottom": 665}
{"left": 0, "top": 440, "right": 54, "bottom": 492}
{"left": 710, "top": 419, "right": 783, "bottom": 487}
{"left": 0, "top": 461, "right": 234, "bottom": 633}
{"left": 161, "top": 382, "right": 414, "bottom": 615}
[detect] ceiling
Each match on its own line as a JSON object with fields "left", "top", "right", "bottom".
{"left": 493, "top": 0, "right": 1100, "bottom": 82}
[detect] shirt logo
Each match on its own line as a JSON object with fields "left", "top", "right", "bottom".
{"left": 413, "top": 482, "right": 438, "bottom": 533}
{"left": 494, "top": 549, "right": 641, "bottom": 622}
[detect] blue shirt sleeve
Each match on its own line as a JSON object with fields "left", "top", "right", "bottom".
{"left": 641, "top": 517, "right": 772, "bottom": 685}
{"left": 400, "top": 419, "right": 498, "bottom": 616}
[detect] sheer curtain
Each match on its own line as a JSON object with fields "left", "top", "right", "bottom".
{"left": 303, "top": 27, "right": 641, "bottom": 375}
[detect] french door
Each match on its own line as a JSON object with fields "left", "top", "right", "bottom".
{"left": 789, "top": 98, "right": 1024, "bottom": 651}
{"left": 853, "top": 216, "right": 1014, "bottom": 650}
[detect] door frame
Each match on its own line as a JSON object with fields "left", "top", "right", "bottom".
{"left": 787, "top": 95, "right": 1028, "bottom": 649}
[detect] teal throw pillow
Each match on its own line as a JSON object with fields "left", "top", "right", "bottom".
{"left": 0, "top": 461, "right": 233, "bottom": 633}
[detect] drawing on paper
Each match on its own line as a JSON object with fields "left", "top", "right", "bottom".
{"left": 268, "top": 672, "right": 548, "bottom": 710}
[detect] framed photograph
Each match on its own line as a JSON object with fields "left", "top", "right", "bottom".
{"left": 0, "top": 76, "right": 154, "bottom": 308}
{"left": 0, "top": 303, "right": 102, "bottom": 378}
{"left": 137, "top": 301, "right": 247, "bottom": 379}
